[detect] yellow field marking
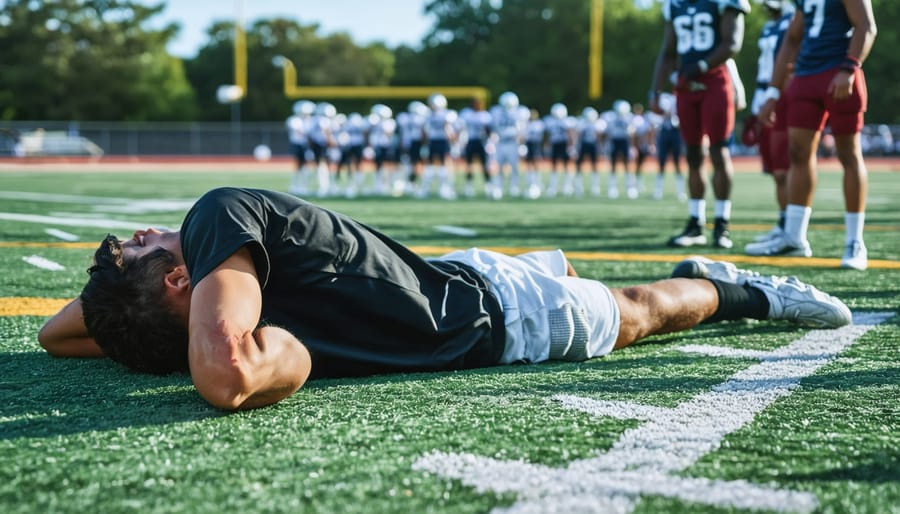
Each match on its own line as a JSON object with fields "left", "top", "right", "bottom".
{"left": 0, "top": 297, "right": 71, "bottom": 316}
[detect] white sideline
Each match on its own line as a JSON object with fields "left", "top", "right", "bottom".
{"left": 413, "top": 312, "right": 892, "bottom": 514}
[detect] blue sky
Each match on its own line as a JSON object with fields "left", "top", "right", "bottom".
{"left": 147, "top": 0, "right": 433, "bottom": 57}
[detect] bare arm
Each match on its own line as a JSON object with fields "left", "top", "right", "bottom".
{"left": 37, "top": 298, "right": 105, "bottom": 358}
{"left": 705, "top": 8, "right": 744, "bottom": 69}
{"left": 649, "top": 23, "right": 678, "bottom": 111}
{"left": 844, "top": 0, "right": 877, "bottom": 64}
{"left": 758, "top": 11, "right": 804, "bottom": 125}
{"left": 188, "top": 246, "right": 311, "bottom": 410}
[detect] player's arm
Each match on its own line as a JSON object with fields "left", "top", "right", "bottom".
{"left": 759, "top": 11, "right": 803, "bottom": 125}
{"left": 843, "top": 0, "right": 876, "bottom": 64}
{"left": 188, "top": 246, "right": 311, "bottom": 411}
{"left": 649, "top": 23, "right": 677, "bottom": 111}
{"left": 37, "top": 297, "right": 105, "bottom": 358}
{"left": 705, "top": 8, "right": 745, "bottom": 69}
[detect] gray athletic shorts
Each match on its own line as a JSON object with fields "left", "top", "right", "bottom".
{"left": 438, "top": 248, "right": 620, "bottom": 364}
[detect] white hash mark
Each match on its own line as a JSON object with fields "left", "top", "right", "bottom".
{"left": 413, "top": 312, "right": 892, "bottom": 514}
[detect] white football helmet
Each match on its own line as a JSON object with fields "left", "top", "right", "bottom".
{"left": 293, "top": 100, "right": 316, "bottom": 116}
{"left": 499, "top": 91, "right": 519, "bottom": 110}
{"left": 408, "top": 100, "right": 428, "bottom": 116}
{"left": 550, "top": 103, "right": 567, "bottom": 119}
{"left": 316, "top": 102, "right": 337, "bottom": 118}
{"left": 613, "top": 99, "right": 631, "bottom": 116}
{"left": 370, "top": 103, "right": 393, "bottom": 120}
{"left": 428, "top": 93, "right": 448, "bottom": 110}
{"left": 581, "top": 107, "right": 599, "bottom": 122}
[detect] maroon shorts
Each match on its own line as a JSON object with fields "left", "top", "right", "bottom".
{"left": 786, "top": 67, "right": 867, "bottom": 136}
{"left": 675, "top": 66, "right": 735, "bottom": 146}
{"left": 763, "top": 95, "right": 790, "bottom": 174}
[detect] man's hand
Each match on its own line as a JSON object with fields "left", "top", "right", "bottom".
{"left": 38, "top": 298, "right": 105, "bottom": 358}
{"left": 828, "top": 70, "right": 855, "bottom": 101}
{"left": 758, "top": 98, "right": 777, "bottom": 127}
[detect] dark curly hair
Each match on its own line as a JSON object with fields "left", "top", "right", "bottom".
{"left": 80, "top": 234, "right": 189, "bottom": 374}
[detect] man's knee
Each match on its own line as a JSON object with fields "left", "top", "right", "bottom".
{"left": 686, "top": 146, "right": 704, "bottom": 169}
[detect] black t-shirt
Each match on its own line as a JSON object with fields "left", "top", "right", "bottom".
{"left": 180, "top": 187, "right": 505, "bottom": 379}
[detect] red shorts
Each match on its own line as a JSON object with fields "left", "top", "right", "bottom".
{"left": 763, "top": 95, "right": 790, "bottom": 173}
{"left": 786, "top": 67, "right": 867, "bottom": 135}
{"left": 675, "top": 66, "right": 735, "bottom": 146}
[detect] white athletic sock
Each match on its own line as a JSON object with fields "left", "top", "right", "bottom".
{"left": 675, "top": 174, "right": 685, "bottom": 197}
{"left": 689, "top": 199, "right": 706, "bottom": 225}
{"left": 785, "top": 204, "right": 812, "bottom": 244}
{"left": 714, "top": 199, "right": 732, "bottom": 221}
{"left": 845, "top": 212, "right": 865, "bottom": 244}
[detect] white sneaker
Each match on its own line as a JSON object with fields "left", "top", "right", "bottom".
{"left": 439, "top": 184, "right": 458, "bottom": 200}
{"left": 670, "top": 256, "right": 760, "bottom": 285}
{"left": 608, "top": 187, "right": 619, "bottom": 199}
{"left": 526, "top": 184, "right": 542, "bottom": 199}
{"left": 752, "top": 226, "right": 785, "bottom": 243}
{"left": 746, "top": 275, "right": 852, "bottom": 328}
{"left": 626, "top": 187, "right": 639, "bottom": 199}
{"left": 840, "top": 240, "right": 868, "bottom": 270}
{"left": 745, "top": 233, "right": 813, "bottom": 257}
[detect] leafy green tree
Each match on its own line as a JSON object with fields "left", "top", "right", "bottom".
{"left": 0, "top": 0, "right": 195, "bottom": 121}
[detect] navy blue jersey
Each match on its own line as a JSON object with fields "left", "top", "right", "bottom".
{"left": 664, "top": 0, "right": 751, "bottom": 68}
{"left": 794, "top": 0, "right": 853, "bottom": 76}
{"left": 755, "top": 12, "right": 793, "bottom": 86}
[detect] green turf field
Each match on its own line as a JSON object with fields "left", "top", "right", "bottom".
{"left": 1, "top": 167, "right": 897, "bottom": 514}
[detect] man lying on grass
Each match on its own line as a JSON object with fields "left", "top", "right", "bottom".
{"left": 39, "top": 187, "right": 852, "bottom": 410}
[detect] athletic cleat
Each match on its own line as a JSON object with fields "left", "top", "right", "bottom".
{"left": 840, "top": 240, "right": 868, "bottom": 270}
{"left": 670, "top": 256, "right": 760, "bottom": 285}
{"left": 713, "top": 218, "right": 733, "bottom": 249}
{"left": 744, "top": 233, "right": 812, "bottom": 257}
{"left": 745, "top": 275, "right": 852, "bottom": 328}
{"left": 667, "top": 217, "right": 707, "bottom": 247}
{"left": 751, "top": 225, "right": 785, "bottom": 243}
{"left": 607, "top": 186, "right": 620, "bottom": 200}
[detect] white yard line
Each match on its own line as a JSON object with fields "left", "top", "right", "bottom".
{"left": 44, "top": 228, "right": 80, "bottom": 241}
{"left": 22, "top": 255, "right": 65, "bottom": 271}
{"left": 0, "top": 212, "right": 167, "bottom": 231}
{"left": 434, "top": 225, "right": 478, "bottom": 237}
{"left": 413, "top": 312, "right": 892, "bottom": 514}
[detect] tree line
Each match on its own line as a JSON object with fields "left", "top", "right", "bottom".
{"left": 2, "top": 0, "right": 898, "bottom": 123}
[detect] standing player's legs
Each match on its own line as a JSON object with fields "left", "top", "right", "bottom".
{"left": 668, "top": 89, "right": 707, "bottom": 247}
{"left": 829, "top": 69, "right": 869, "bottom": 269}
{"left": 701, "top": 69, "right": 736, "bottom": 249}
{"left": 747, "top": 71, "right": 838, "bottom": 258}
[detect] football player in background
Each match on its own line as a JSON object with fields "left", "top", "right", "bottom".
{"left": 307, "top": 102, "right": 338, "bottom": 198}
{"left": 286, "top": 100, "right": 315, "bottom": 195}
{"left": 396, "top": 100, "right": 429, "bottom": 196}
{"left": 749, "top": 0, "right": 876, "bottom": 270}
{"left": 459, "top": 99, "right": 493, "bottom": 198}
{"left": 603, "top": 100, "right": 635, "bottom": 200}
{"left": 630, "top": 103, "right": 654, "bottom": 199}
{"left": 544, "top": 103, "right": 576, "bottom": 197}
{"left": 523, "top": 108, "right": 546, "bottom": 199}
{"left": 420, "top": 93, "right": 459, "bottom": 200}
{"left": 575, "top": 106, "right": 606, "bottom": 197}
{"left": 653, "top": 93, "right": 687, "bottom": 201}
{"left": 650, "top": 0, "right": 751, "bottom": 249}
{"left": 745, "top": 0, "right": 794, "bottom": 245}
{"left": 367, "top": 104, "right": 397, "bottom": 196}
{"left": 490, "top": 92, "right": 527, "bottom": 198}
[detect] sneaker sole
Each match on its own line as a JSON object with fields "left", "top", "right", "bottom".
{"left": 745, "top": 245, "right": 812, "bottom": 257}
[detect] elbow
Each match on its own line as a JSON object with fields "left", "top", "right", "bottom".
{"left": 195, "top": 364, "right": 252, "bottom": 411}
